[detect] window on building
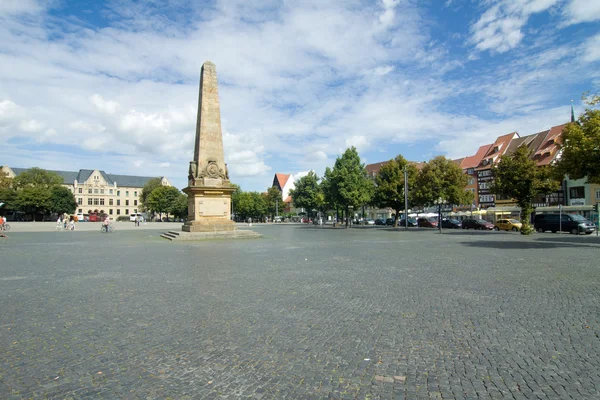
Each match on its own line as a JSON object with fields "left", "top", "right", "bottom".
{"left": 117, "top": 190, "right": 121, "bottom": 196}
{"left": 109, "top": 199, "right": 113, "bottom": 206}
{"left": 117, "top": 209, "right": 121, "bottom": 215}
{"left": 125, "top": 200, "right": 129, "bottom": 206}
{"left": 468, "top": 178, "right": 475, "bottom": 185}
{"left": 109, "top": 189, "right": 113, "bottom": 195}
{"left": 125, "top": 209, "right": 129, "bottom": 215}
{"left": 117, "top": 200, "right": 120, "bottom": 206}
{"left": 93, "top": 198, "right": 99, "bottom": 205}
{"left": 569, "top": 186, "right": 585, "bottom": 199}
{"left": 100, "top": 199, "right": 105, "bottom": 206}
{"left": 78, "top": 209, "right": 82, "bottom": 213}
{"left": 88, "top": 188, "right": 93, "bottom": 194}
{"left": 77, "top": 198, "right": 82, "bottom": 205}
{"left": 134, "top": 200, "right": 138, "bottom": 206}
{"left": 126, "top": 191, "right": 129, "bottom": 197}
{"left": 94, "top": 189, "right": 99, "bottom": 194}
{"left": 596, "top": 189, "right": 600, "bottom": 200}
{"left": 467, "top": 168, "right": 474, "bottom": 175}
{"left": 109, "top": 209, "right": 113, "bottom": 215}
{"left": 78, "top": 188, "right": 83, "bottom": 194}
{"left": 88, "top": 198, "right": 93, "bottom": 205}
{"left": 100, "top": 189, "right": 104, "bottom": 194}
{"left": 134, "top": 209, "right": 137, "bottom": 213}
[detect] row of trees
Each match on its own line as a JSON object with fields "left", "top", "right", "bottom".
{"left": 139, "top": 178, "right": 187, "bottom": 220}
{"left": 0, "top": 170, "right": 189, "bottom": 221}
{"left": 289, "top": 148, "right": 472, "bottom": 227}
{"left": 0, "top": 168, "right": 78, "bottom": 220}
{"left": 231, "top": 185, "right": 282, "bottom": 221}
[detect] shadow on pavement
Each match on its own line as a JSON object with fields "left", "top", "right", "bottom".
{"left": 460, "top": 239, "right": 596, "bottom": 249}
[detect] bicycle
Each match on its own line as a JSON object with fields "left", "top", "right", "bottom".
{"left": 100, "top": 224, "right": 114, "bottom": 233}
{"left": 0, "top": 224, "right": 10, "bottom": 232}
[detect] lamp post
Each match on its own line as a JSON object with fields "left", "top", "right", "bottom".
{"left": 404, "top": 165, "right": 409, "bottom": 230}
{"left": 558, "top": 203, "right": 562, "bottom": 234}
{"left": 434, "top": 197, "right": 446, "bottom": 234}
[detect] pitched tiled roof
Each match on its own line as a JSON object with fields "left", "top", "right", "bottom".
{"left": 9, "top": 167, "right": 163, "bottom": 188}
{"left": 461, "top": 144, "right": 492, "bottom": 170}
{"left": 535, "top": 123, "right": 567, "bottom": 166}
{"left": 273, "top": 173, "right": 290, "bottom": 190}
{"left": 476, "top": 132, "right": 519, "bottom": 170}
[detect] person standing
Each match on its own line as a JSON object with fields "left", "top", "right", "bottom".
{"left": 103, "top": 216, "right": 111, "bottom": 232}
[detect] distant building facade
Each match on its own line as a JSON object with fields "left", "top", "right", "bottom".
{"left": 1, "top": 166, "right": 171, "bottom": 217}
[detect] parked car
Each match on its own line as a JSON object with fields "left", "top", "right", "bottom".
{"left": 273, "top": 216, "right": 282, "bottom": 223}
{"left": 494, "top": 218, "right": 522, "bottom": 231}
{"left": 399, "top": 218, "right": 417, "bottom": 227}
{"left": 417, "top": 217, "right": 438, "bottom": 228}
{"left": 534, "top": 213, "right": 595, "bottom": 235}
{"left": 462, "top": 218, "right": 495, "bottom": 230}
{"left": 441, "top": 218, "right": 462, "bottom": 229}
{"left": 385, "top": 218, "right": 396, "bottom": 226}
{"left": 374, "top": 218, "right": 385, "bottom": 225}
{"left": 365, "top": 219, "right": 375, "bottom": 225}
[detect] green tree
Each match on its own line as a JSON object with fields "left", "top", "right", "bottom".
{"left": 414, "top": 156, "right": 472, "bottom": 208}
{"left": 140, "top": 178, "right": 164, "bottom": 211}
{"left": 327, "top": 147, "right": 373, "bottom": 226}
{"left": 0, "top": 187, "right": 17, "bottom": 213}
{"left": 289, "top": 171, "right": 322, "bottom": 219}
{"left": 12, "top": 167, "right": 63, "bottom": 189}
{"left": 491, "top": 145, "right": 560, "bottom": 234}
{"left": 172, "top": 193, "right": 188, "bottom": 220}
{"left": 373, "top": 155, "right": 419, "bottom": 227}
{"left": 264, "top": 186, "right": 282, "bottom": 218}
{"left": 234, "top": 191, "right": 267, "bottom": 221}
{"left": 146, "top": 186, "right": 181, "bottom": 220}
{"left": 14, "top": 187, "right": 52, "bottom": 221}
{"left": 557, "top": 94, "right": 600, "bottom": 184}
{"left": 48, "top": 186, "right": 77, "bottom": 216}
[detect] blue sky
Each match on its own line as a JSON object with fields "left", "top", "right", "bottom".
{"left": 1, "top": 0, "right": 599, "bottom": 192}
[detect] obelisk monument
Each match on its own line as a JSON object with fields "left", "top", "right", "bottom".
{"left": 182, "top": 61, "right": 236, "bottom": 233}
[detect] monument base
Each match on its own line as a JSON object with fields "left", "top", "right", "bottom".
{"left": 161, "top": 230, "right": 262, "bottom": 241}
{"left": 181, "top": 219, "right": 235, "bottom": 232}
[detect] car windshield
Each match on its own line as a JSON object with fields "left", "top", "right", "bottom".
{"left": 569, "top": 214, "right": 587, "bottom": 222}
{"left": 428, "top": 218, "right": 438, "bottom": 222}
{"left": 476, "top": 219, "right": 488, "bottom": 223}
{"left": 449, "top": 219, "right": 460, "bottom": 223}
{"left": 509, "top": 219, "right": 520, "bottom": 223}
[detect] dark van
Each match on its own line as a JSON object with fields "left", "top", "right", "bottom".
{"left": 534, "top": 213, "right": 596, "bottom": 235}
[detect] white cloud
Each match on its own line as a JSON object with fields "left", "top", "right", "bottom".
{"left": 90, "top": 94, "right": 120, "bottom": 115}
{"left": 18, "top": 119, "right": 44, "bottom": 133}
{"left": 563, "top": 0, "right": 600, "bottom": 24}
{"left": 0, "top": 0, "right": 44, "bottom": 16}
{"left": 469, "top": 0, "right": 560, "bottom": 53}
{"left": 582, "top": 33, "right": 600, "bottom": 63}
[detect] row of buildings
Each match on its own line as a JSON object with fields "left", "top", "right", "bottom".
{"left": 1, "top": 166, "right": 171, "bottom": 219}
{"left": 272, "top": 122, "right": 600, "bottom": 223}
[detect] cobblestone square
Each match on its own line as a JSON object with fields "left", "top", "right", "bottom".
{"left": 1, "top": 225, "right": 599, "bottom": 399}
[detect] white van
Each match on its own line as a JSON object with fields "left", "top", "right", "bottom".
{"left": 130, "top": 213, "right": 144, "bottom": 222}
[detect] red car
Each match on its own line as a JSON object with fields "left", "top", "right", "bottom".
{"left": 417, "top": 217, "right": 438, "bottom": 228}
{"left": 461, "top": 218, "right": 495, "bottom": 230}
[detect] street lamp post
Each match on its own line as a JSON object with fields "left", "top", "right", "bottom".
{"left": 404, "top": 166, "right": 409, "bottom": 230}
{"left": 559, "top": 203, "right": 562, "bottom": 234}
{"left": 434, "top": 197, "right": 446, "bottom": 234}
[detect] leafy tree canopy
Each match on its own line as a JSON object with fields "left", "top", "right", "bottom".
{"left": 146, "top": 186, "right": 181, "bottom": 217}
{"left": 557, "top": 93, "right": 600, "bottom": 184}
{"left": 289, "top": 171, "right": 322, "bottom": 214}
{"left": 491, "top": 145, "right": 560, "bottom": 233}
{"left": 49, "top": 186, "right": 78, "bottom": 216}
{"left": 14, "top": 187, "right": 52, "bottom": 220}
{"left": 328, "top": 147, "right": 373, "bottom": 211}
{"left": 172, "top": 193, "right": 188, "bottom": 220}
{"left": 12, "top": 167, "right": 63, "bottom": 189}
{"left": 414, "top": 156, "right": 471, "bottom": 207}
{"left": 373, "top": 155, "right": 419, "bottom": 225}
{"left": 140, "top": 178, "right": 164, "bottom": 210}
{"left": 264, "top": 186, "right": 282, "bottom": 217}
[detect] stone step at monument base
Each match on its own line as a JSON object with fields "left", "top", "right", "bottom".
{"left": 161, "top": 230, "right": 262, "bottom": 241}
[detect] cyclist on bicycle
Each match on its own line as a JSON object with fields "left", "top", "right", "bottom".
{"left": 103, "top": 216, "right": 111, "bottom": 232}
{"left": 0, "top": 215, "right": 5, "bottom": 231}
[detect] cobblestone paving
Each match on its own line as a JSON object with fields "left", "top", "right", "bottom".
{"left": 1, "top": 227, "right": 599, "bottom": 399}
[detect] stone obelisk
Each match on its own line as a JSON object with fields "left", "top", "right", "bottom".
{"left": 182, "top": 61, "right": 236, "bottom": 233}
